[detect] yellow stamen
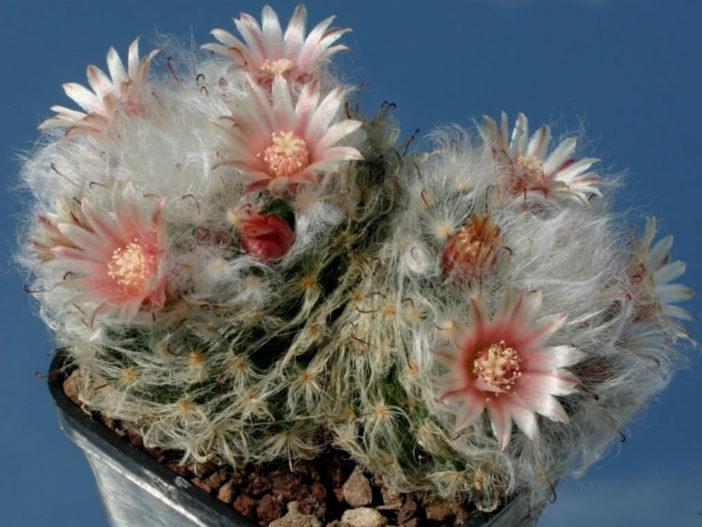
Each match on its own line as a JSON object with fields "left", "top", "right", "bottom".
{"left": 259, "top": 58, "right": 294, "bottom": 75}
{"left": 473, "top": 340, "right": 522, "bottom": 395}
{"left": 260, "top": 130, "right": 310, "bottom": 179}
{"left": 107, "top": 239, "right": 157, "bottom": 294}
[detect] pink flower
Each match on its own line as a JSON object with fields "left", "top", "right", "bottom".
{"left": 202, "top": 4, "right": 349, "bottom": 85}
{"left": 435, "top": 289, "right": 584, "bottom": 450}
{"left": 215, "top": 75, "right": 363, "bottom": 193}
{"left": 39, "top": 38, "right": 159, "bottom": 136}
{"left": 234, "top": 208, "right": 294, "bottom": 261}
{"left": 49, "top": 183, "right": 168, "bottom": 323}
{"left": 442, "top": 214, "right": 503, "bottom": 284}
{"left": 481, "top": 112, "right": 602, "bottom": 205}
{"left": 627, "top": 218, "right": 693, "bottom": 322}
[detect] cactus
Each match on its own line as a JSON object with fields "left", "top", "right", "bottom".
{"left": 19, "top": 4, "right": 693, "bottom": 516}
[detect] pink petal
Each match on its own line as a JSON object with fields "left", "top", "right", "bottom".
{"left": 80, "top": 200, "right": 123, "bottom": 247}
{"left": 57, "top": 223, "right": 108, "bottom": 254}
{"left": 235, "top": 13, "right": 266, "bottom": 65}
{"left": 283, "top": 4, "right": 307, "bottom": 53}
{"left": 261, "top": 5, "right": 284, "bottom": 57}
{"left": 86, "top": 65, "right": 114, "bottom": 98}
{"left": 298, "top": 14, "right": 335, "bottom": 66}
{"left": 454, "top": 394, "right": 485, "bottom": 431}
{"left": 294, "top": 79, "right": 321, "bottom": 131}
{"left": 271, "top": 75, "right": 295, "bottom": 126}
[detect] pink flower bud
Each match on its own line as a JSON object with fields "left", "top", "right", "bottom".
{"left": 238, "top": 212, "right": 294, "bottom": 261}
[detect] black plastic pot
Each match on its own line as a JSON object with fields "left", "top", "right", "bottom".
{"left": 48, "top": 351, "right": 539, "bottom": 527}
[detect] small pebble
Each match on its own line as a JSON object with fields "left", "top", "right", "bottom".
{"left": 341, "top": 507, "right": 389, "bottom": 527}
{"left": 379, "top": 486, "right": 402, "bottom": 510}
{"left": 343, "top": 470, "right": 373, "bottom": 507}
{"left": 217, "top": 479, "right": 235, "bottom": 504}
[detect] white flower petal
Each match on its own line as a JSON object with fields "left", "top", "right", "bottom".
{"left": 106, "top": 45, "right": 127, "bottom": 85}
{"left": 488, "top": 404, "right": 513, "bottom": 450}
{"left": 555, "top": 157, "right": 600, "bottom": 182}
{"left": 648, "top": 234, "right": 673, "bottom": 271}
{"left": 510, "top": 113, "right": 529, "bottom": 158}
{"left": 542, "top": 137, "right": 577, "bottom": 175}
{"left": 314, "top": 119, "right": 362, "bottom": 152}
{"left": 653, "top": 260, "right": 686, "bottom": 284}
{"left": 661, "top": 304, "right": 694, "bottom": 321}
{"left": 526, "top": 124, "right": 551, "bottom": 158}
{"left": 654, "top": 283, "right": 694, "bottom": 303}
{"left": 522, "top": 372, "right": 579, "bottom": 396}
{"left": 508, "top": 395, "right": 540, "bottom": 442}
{"left": 517, "top": 386, "right": 569, "bottom": 423}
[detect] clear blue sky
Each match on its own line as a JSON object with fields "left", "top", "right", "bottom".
{"left": 1, "top": 1, "right": 700, "bottom": 525}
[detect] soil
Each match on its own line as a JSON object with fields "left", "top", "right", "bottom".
{"left": 64, "top": 373, "right": 479, "bottom": 527}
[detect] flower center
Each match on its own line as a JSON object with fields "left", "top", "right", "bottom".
{"left": 259, "top": 58, "right": 294, "bottom": 75}
{"left": 261, "top": 130, "right": 310, "bottom": 179}
{"left": 516, "top": 154, "right": 549, "bottom": 184}
{"left": 472, "top": 340, "right": 522, "bottom": 394}
{"left": 516, "top": 154, "right": 543, "bottom": 174}
{"left": 107, "top": 239, "right": 157, "bottom": 294}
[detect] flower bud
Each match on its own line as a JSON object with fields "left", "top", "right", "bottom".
{"left": 441, "top": 214, "right": 502, "bottom": 283}
{"left": 238, "top": 212, "right": 294, "bottom": 261}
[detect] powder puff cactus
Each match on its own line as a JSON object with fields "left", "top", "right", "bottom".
{"left": 17, "top": 3, "right": 694, "bottom": 524}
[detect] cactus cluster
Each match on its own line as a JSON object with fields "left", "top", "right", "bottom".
{"left": 19, "top": 4, "right": 692, "bottom": 515}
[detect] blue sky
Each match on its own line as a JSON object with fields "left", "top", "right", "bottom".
{"left": 1, "top": 1, "right": 700, "bottom": 525}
